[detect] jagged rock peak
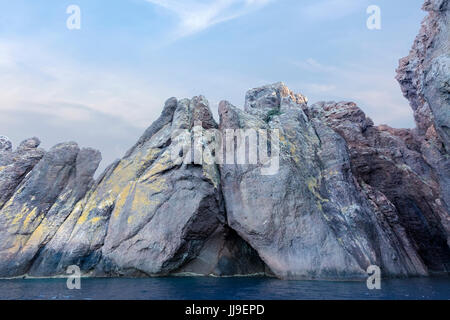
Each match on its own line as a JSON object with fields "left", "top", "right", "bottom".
{"left": 0, "top": 136, "right": 12, "bottom": 152}
{"left": 18, "top": 137, "right": 41, "bottom": 151}
{"left": 0, "top": 137, "right": 46, "bottom": 209}
{"left": 309, "top": 101, "right": 375, "bottom": 133}
{"left": 396, "top": 0, "right": 449, "bottom": 149}
{"left": 244, "top": 82, "right": 308, "bottom": 120}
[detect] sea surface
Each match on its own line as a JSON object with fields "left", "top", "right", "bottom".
{"left": 0, "top": 277, "right": 449, "bottom": 300}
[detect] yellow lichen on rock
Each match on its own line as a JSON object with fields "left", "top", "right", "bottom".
{"left": 11, "top": 204, "right": 30, "bottom": 226}
{"left": 112, "top": 182, "right": 135, "bottom": 219}
{"left": 131, "top": 184, "right": 155, "bottom": 211}
{"left": 307, "top": 177, "right": 329, "bottom": 204}
{"left": 139, "top": 148, "right": 160, "bottom": 167}
{"left": 139, "top": 151, "right": 173, "bottom": 182}
{"left": 22, "top": 207, "right": 39, "bottom": 230}
{"left": 23, "top": 221, "right": 49, "bottom": 249}
{"left": 90, "top": 217, "right": 103, "bottom": 224}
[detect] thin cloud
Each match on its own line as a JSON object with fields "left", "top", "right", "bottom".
{"left": 0, "top": 40, "right": 170, "bottom": 174}
{"left": 0, "top": 40, "right": 173, "bottom": 128}
{"left": 146, "top": 0, "right": 272, "bottom": 38}
{"left": 292, "top": 58, "right": 339, "bottom": 73}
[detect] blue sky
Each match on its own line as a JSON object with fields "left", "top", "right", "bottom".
{"left": 0, "top": 0, "right": 426, "bottom": 171}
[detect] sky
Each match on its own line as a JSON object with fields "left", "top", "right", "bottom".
{"left": 0, "top": 0, "right": 427, "bottom": 173}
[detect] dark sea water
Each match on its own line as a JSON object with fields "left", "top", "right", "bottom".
{"left": 0, "top": 277, "right": 449, "bottom": 300}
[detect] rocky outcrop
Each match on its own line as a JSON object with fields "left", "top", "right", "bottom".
{"left": 309, "top": 101, "right": 449, "bottom": 274}
{"left": 0, "top": 82, "right": 448, "bottom": 279}
{"left": 26, "top": 97, "right": 267, "bottom": 278}
{"left": 219, "top": 84, "right": 427, "bottom": 280}
{"left": 0, "top": 141, "right": 101, "bottom": 277}
{"left": 0, "top": 0, "right": 448, "bottom": 280}
{"left": 396, "top": 0, "right": 450, "bottom": 257}
{"left": 397, "top": 0, "right": 449, "bottom": 145}
{"left": 0, "top": 137, "right": 45, "bottom": 209}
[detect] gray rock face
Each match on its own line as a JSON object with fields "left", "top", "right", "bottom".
{"left": 218, "top": 83, "right": 428, "bottom": 280}
{"left": 310, "top": 101, "right": 449, "bottom": 274}
{"left": 93, "top": 97, "right": 262, "bottom": 277}
{"left": 396, "top": 0, "right": 450, "bottom": 255}
{"left": 397, "top": 0, "right": 449, "bottom": 144}
{"left": 245, "top": 82, "right": 308, "bottom": 121}
{"left": 0, "top": 142, "right": 101, "bottom": 277}
{"left": 0, "top": 137, "right": 45, "bottom": 209}
{"left": 28, "top": 97, "right": 267, "bottom": 278}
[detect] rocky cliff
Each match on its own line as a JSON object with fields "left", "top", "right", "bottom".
{"left": 396, "top": 0, "right": 450, "bottom": 267}
{"left": 0, "top": 0, "right": 448, "bottom": 280}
